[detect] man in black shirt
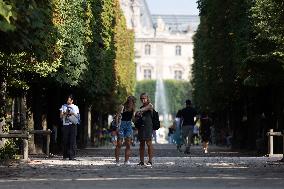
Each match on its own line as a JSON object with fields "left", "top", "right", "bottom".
{"left": 178, "top": 99, "right": 198, "bottom": 154}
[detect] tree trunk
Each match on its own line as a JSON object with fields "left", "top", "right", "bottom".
{"left": 20, "top": 94, "right": 27, "bottom": 130}
{"left": 33, "top": 86, "right": 44, "bottom": 153}
{"left": 0, "top": 75, "right": 6, "bottom": 148}
{"left": 83, "top": 105, "right": 92, "bottom": 147}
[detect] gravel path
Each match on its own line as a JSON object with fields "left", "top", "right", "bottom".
{"left": 1, "top": 144, "right": 284, "bottom": 189}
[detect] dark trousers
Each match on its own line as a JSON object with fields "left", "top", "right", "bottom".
{"left": 62, "top": 124, "right": 77, "bottom": 159}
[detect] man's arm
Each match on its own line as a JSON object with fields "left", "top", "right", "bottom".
{"left": 59, "top": 105, "right": 65, "bottom": 118}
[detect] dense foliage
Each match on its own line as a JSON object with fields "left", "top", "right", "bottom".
{"left": 245, "top": 0, "right": 284, "bottom": 87}
{"left": 82, "top": 0, "right": 135, "bottom": 112}
{"left": 193, "top": 0, "right": 284, "bottom": 149}
{"left": 193, "top": 0, "right": 251, "bottom": 112}
{"left": 52, "top": 0, "right": 88, "bottom": 86}
{"left": 0, "top": 0, "right": 135, "bottom": 157}
{"left": 0, "top": 0, "right": 60, "bottom": 89}
{"left": 113, "top": 0, "right": 135, "bottom": 105}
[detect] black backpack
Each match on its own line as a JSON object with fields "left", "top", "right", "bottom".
{"left": 152, "top": 109, "right": 160, "bottom": 130}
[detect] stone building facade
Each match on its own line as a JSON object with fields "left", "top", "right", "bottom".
{"left": 120, "top": 0, "right": 199, "bottom": 81}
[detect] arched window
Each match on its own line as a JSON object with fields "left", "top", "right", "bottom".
{"left": 174, "top": 70, "right": 183, "bottom": 80}
{"left": 175, "top": 45, "right": 181, "bottom": 56}
{"left": 144, "top": 69, "right": 152, "bottom": 79}
{"left": 145, "top": 44, "right": 151, "bottom": 55}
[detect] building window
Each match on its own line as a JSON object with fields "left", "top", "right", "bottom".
{"left": 174, "top": 70, "right": 182, "bottom": 80}
{"left": 175, "top": 45, "right": 181, "bottom": 56}
{"left": 145, "top": 44, "right": 151, "bottom": 55}
{"left": 144, "top": 69, "right": 152, "bottom": 79}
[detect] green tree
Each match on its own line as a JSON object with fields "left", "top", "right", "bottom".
{"left": 52, "top": 0, "right": 88, "bottom": 86}
{"left": 82, "top": 0, "right": 135, "bottom": 113}
{"left": 113, "top": 0, "right": 135, "bottom": 104}
{"left": 0, "top": 0, "right": 60, "bottom": 153}
{"left": 193, "top": 0, "right": 284, "bottom": 150}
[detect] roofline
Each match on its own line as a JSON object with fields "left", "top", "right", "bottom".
{"left": 142, "top": 0, "right": 154, "bottom": 27}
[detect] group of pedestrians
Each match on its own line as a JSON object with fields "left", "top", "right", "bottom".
{"left": 59, "top": 93, "right": 156, "bottom": 165}
{"left": 113, "top": 93, "right": 154, "bottom": 166}
{"left": 172, "top": 99, "right": 213, "bottom": 154}
{"left": 58, "top": 93, "right": 212, "bottom": 164}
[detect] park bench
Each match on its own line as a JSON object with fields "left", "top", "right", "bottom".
{"left": 0, "top": 129, "right": 52, "bottom": 161}
{"left": 0, "top": 132, "right": 30, "bottom": 160}
{"left": 267, "top": 129, "right": 284, "bottom": 161}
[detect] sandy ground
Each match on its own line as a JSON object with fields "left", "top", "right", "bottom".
{"left": 0, "top": 144, "right": 284, "bottom": 189}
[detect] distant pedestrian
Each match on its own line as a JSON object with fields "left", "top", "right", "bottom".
{"left": 115, "top": 96, "right": 136, "bottom": 166}
{"left": 173, "top": 110, "right": 183, "bottom": 151}
{"left": 192, "top": 124, "right": 200, "bottom": 145}
{"left": 168, "top": 125, "right": 175, "bottom": 144}
{"left": 178, "top": 99, "right": 198, "bottom": 154}
{"left": 135, "top": 93, "right": 154, "bottom": 166}
{"left": 59, "top": 94, "right": 80, "bottom": 160}
{"left": 152, "top": 130, "right": 158, "bottom": 144}
{"left": 200, "top": 112, "right": 212, "bottom": 153}
{"left": 110, "top": 115, "right": 119, "bottom": 147}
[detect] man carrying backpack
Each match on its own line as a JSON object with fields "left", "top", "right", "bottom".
{"left": 135, "top": 92, "right": 155, "bottom": 166}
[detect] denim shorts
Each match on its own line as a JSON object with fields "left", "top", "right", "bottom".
{"left": 118, "top": 121, "right": 133, "bottom": 139}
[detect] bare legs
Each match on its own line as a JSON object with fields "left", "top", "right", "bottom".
{"left": 115, "top": 140, "right": 122, "bottom": 162}
{"left": 146, "top": 139, "right": 153, "bottom": 162}
{"left": 115, "top": 138, "right": 153, "bottom": 164}
{"left": 203, "top": 141, "right": 209, "bottom": 153}
{"left": 139, "top": 141, "right": 144, "bottom": 163}
{"left": 115, "top": 138, "right": 131, "bottom": 162}
{"left": 124, "top": 138, "right": 131, "bottom": 161}
{"left": 139, "top": 139, "right": 153, "bottom": 163}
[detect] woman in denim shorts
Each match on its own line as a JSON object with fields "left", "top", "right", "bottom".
{"left": 115, "top": 96, "right": 136, "bottom": 166}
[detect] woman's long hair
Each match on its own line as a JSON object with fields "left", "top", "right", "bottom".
{"left": 123, "top": 96, "right": 136, "bottom": 111}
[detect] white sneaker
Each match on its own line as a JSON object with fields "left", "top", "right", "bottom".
{"left": 124, "top": 161, "right": 130, "bottom": 165}
{"left": 145, "top": 161, "right": 153, "bottom": 167}
{"left": 116, "top": 161, "right": 120, "bottom": 166}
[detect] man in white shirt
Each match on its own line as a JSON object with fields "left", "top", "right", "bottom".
{"left": 59, "top": 94, "right": 79, "bottom": 160}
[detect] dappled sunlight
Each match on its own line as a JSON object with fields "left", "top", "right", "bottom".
{"left": 1, "top": 153, "right": 284, "bottom": 189}
{"left": 205, "top": 162, "right": 248, "bottom": 169}
{"left": 29, "top": 158, "right": 116, "bottom": 166}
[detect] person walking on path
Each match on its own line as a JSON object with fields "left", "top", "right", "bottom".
{"left": 174, "top": 110, "right": 183, "bottom": 152}
{"left": 200, "top": 112, "right": 212, "bottom": 153}
{"left": 115, "top": 96, "right": 136, "bottom": 166}
{"left": 178, "top": 99, "right": 198, "bottom": 154}
{"left": 59, "top": 94, "right": 80, "bottom": 160}
{"left": 168, "top": 125, "right": 175, "bottom": 144}
{"left": 135, "top": 93, "right": 154, "bottom": 166}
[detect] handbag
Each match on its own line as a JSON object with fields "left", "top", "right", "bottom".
{"left": 110, "top": 106, "right": 124, "bottom": 130}
{"left": 67, "top": 114, "right": 79, "bottom": 125}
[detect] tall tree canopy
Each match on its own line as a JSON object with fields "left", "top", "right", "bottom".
{"left": 193, "top": 0, "right": 284, "bottom": 149}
